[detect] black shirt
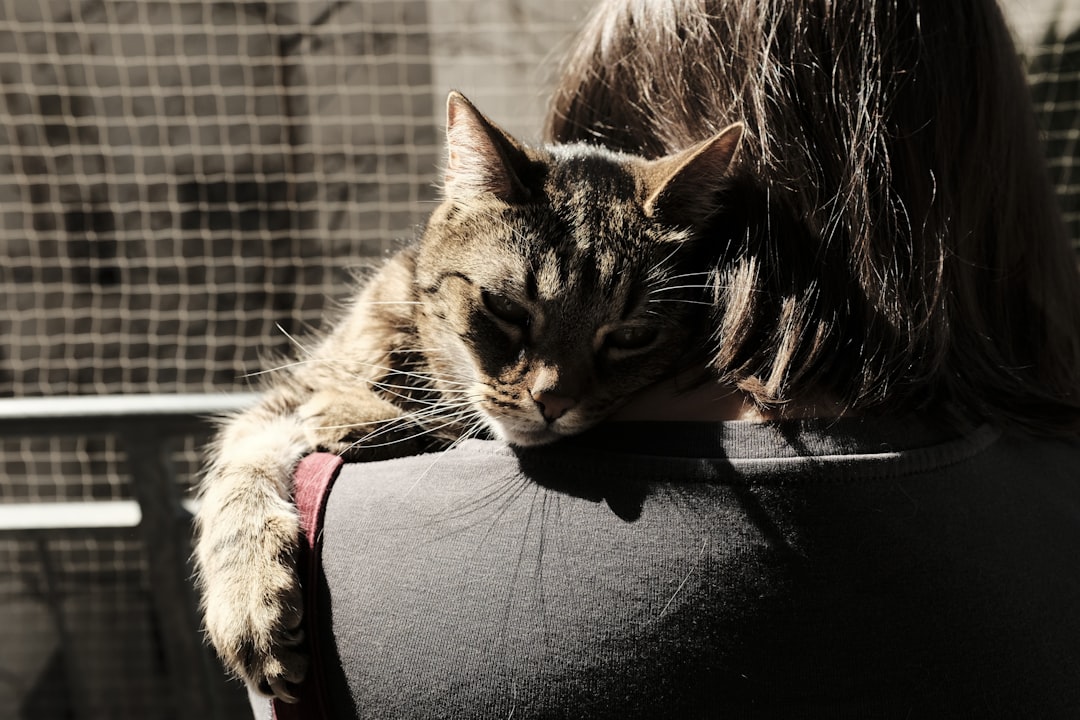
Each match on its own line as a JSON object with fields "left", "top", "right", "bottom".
{"left": 261, "top": 418, "right": 1080, "bottom": 718}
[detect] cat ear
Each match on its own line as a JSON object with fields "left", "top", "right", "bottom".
{"left": 443, "top": 91, "right": 531, "bottom": 202}
{"left": 643, "top": 123, "right": 744, "bottom": 226}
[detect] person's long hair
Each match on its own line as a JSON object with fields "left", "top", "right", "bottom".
{"left": 547, "top": 0, "right": 1080, "bottom": 434}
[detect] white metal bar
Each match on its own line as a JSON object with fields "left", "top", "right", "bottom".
{"left": 0, "top": 501, "right": 142, "bottom": 530}
{"left": 0, "top": 393, "right": 258, "bottom": 420}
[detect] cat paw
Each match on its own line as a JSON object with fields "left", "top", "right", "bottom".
{"left": 197, "top": 494, "right": 311, "bottom": 702}
{"left": 202, "top": 556, "right": 310, "bottom": 701}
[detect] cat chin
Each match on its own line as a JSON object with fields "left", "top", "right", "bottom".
{"left": 487, "top": 422, "right": 565, "bottom": 448}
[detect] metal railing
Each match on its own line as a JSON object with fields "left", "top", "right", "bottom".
{"left": 0, "top": 393, "right": 258, "bottom": 719}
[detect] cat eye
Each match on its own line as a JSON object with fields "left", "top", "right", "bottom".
{"left": 482, "top": 291, "right": 530, "bottom": 326}
{"left": 606, "top": 325, "right": 659, "bottom": 350}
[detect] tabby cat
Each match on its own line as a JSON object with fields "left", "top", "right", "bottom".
{"left": 194, "top": 91, "right": 743, "bottom": 700}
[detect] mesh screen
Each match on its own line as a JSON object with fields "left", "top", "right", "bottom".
{"left": 0, "top": 1, "right": 1078, "bottom": 719}
{"left": 1028, "top": 28, "right": 1080, "bottom": 248}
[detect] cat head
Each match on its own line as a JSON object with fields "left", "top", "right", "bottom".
{"left": 413, "top": 92, "right": 742, "bottom": 446}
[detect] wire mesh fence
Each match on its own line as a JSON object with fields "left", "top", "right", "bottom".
{"left": 1028, "top": 23, "right": 1080, "bottom": 245}
{"left": 0, "top": 1, "right": 1077, "bottom": 718}
{"left": 0, "top": 0, "right": 576, "bottom": 400}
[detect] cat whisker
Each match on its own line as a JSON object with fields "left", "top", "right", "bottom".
{"left": 398, "top": 400, "right": 485, "bottom": 429}
{"left": 335, "top": 420, "right": 440, "bottom": 452}
{"left": 654, "top": 536, "right": 710, "bottom": 621}
{"left": 648, "top": 284, "right": 715, "bottom": 294}
{"left": 669, "top": 269, "right": 714, "bottom": 278}
{"left": 309, "top": 417, "right": 404, "bottom": 431}
{"left": 359, "top": 397, "right": 484, "bottom": 433}
{"left": 345, "top": 359, "right": 476, "bottom": 388}
{"left": 373, "top": 391, "right": 474, "bottom": 408}
{"left": 370, "top": 350, "right": 477, "bottom": 383}
{"left": 341, "top": 409, "right": 482, "bottom": 452}
{"left": 647, "top": 243, "right": 688, "bottom": 276}
{"left": 351, "top": 300, "right": 423, "bottom": 306}
{"left": 390, "top": 347, "right": 449, "bottom": 355}
{"left": 649, "top": 270, "right": 713, "bottom": 286}
{"left": 241, "top": 358, "right": 321, "bottom": 378}
{"left": 306, "top": 396, "right": 481, "bottom": 436}
{"left": 646, "top": 298, "right": 715, "bottom": 306}
{"left": 401, "top": 417, "right": 489, "bottom": 496}
{"left": 275, "top": 323, "right": 316, "bottom": 357}
{"left": 369, "top": 378, "right": 473, "bottom": 398}
{"left": 369, "top": 389, "right": 477, "bottom": 414}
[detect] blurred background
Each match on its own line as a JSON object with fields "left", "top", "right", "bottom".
{"left": 0, "top": 0, "right": 1076, "bottom": 718}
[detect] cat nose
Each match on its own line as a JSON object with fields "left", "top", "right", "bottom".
{"left": 532, "top": 391, "right": 576, "bottom": 423}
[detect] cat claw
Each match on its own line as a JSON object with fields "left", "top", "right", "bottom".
{"left": 234, "top": 625, "right": 309, "bottom": 703}
{"left": 253, "top": 649, "right": 308, "bottom": 703}
{"left": 267, "top": 677, "right": 300, "bottom": 704}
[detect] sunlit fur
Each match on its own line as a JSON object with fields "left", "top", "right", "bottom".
{"left": 194, "top": 94, "right": 740, "bottom": 700}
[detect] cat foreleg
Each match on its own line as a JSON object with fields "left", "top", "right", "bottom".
{"left": 195, "top": 398, "right": 312, "bottom": 701}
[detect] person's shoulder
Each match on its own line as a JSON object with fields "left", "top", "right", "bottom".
{"left": 985, "top": 426, "right": 1080, "bottom": 478}
{"left": 329, "top": 439, "right": 520, "bottom": 503}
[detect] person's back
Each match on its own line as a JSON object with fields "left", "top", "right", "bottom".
{"left": 307, "top": 418, "right": 1080, "bottom": 718}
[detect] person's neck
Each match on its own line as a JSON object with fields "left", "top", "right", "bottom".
{"left": 612, "top": 367, "right": 846, "bottom": 423}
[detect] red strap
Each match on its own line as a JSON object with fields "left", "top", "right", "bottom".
{"left": 272, "top": 453, "right": 345, "bottom": 720}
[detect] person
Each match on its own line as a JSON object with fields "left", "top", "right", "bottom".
{"left": 252, "top": 0, "right": 1080, "bottom": 717}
